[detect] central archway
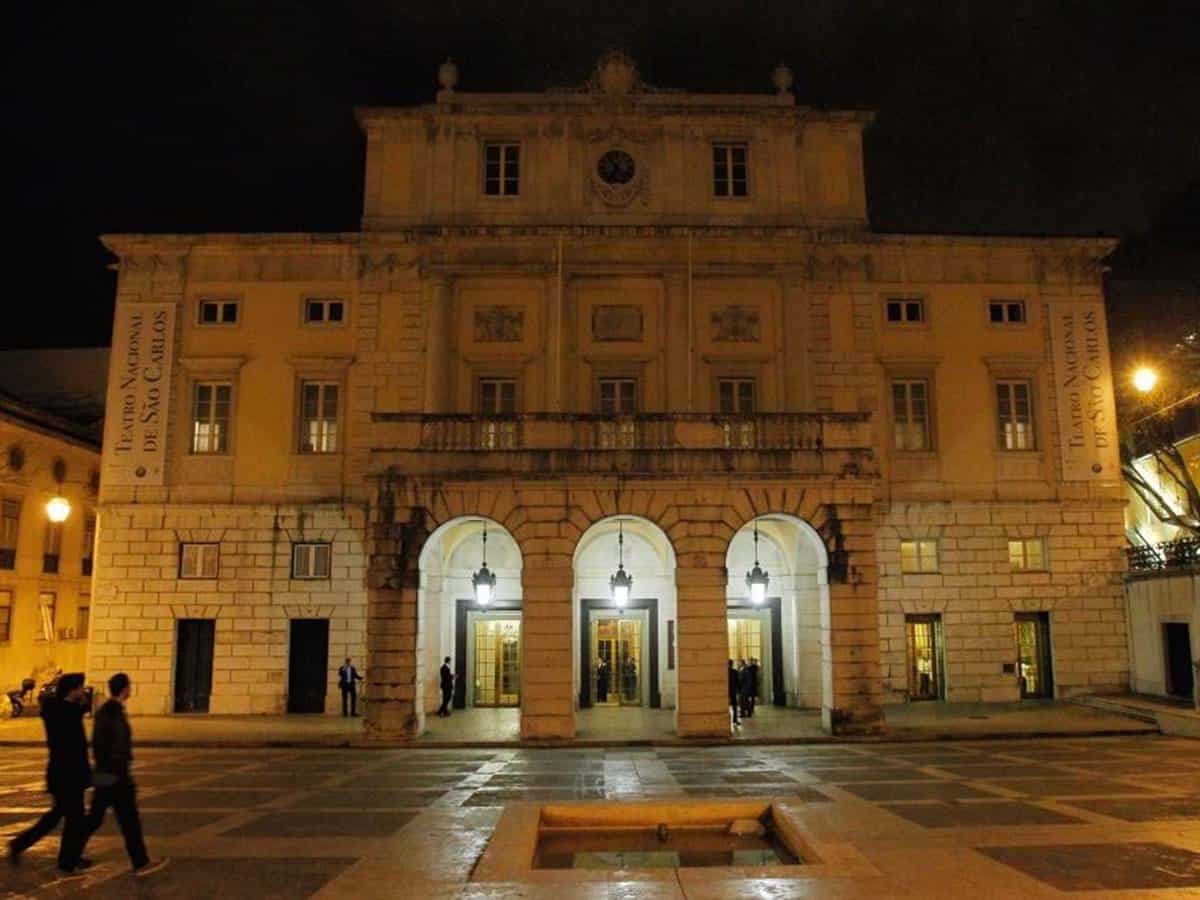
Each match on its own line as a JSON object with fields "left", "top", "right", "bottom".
{"left": 572, "top": 516, "right": 677, "bottom": 732}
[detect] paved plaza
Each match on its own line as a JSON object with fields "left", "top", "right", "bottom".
{"left": 3, "top": 734, "right": 1200, "bottom": 897}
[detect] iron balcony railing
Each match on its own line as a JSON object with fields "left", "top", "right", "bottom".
{"left": 371, "top": 411, "right": 871, "bottom": 453}
{"left": 1127, "top": 537, "right": 1200, "bottom": 573}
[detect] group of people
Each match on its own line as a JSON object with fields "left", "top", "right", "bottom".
{"left": 727, "top": 657, "right": 761, "bottom": 726}
{"left": 7, "top": 672, "right": 168, "bottom": 879}
{"left": 595, "top": 656, "right": 638, "bottom": 704}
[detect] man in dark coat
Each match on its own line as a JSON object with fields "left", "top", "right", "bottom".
{"left": 85, "top": 673, "right": 168, "bottom": 876}
{"left": 337, "top": 657, "right": 364, "bottom": 717}
{"left": 738, "top": 659, "right": 753, "bottom": 718}
{"left": 728, "top": 660, "right": 741, "bottom": 727}
{"left": 596, "top": 658, "right": 610, "bottom": 703}
{"left": 7, "top": 673, "right": 93, "bottom": 874}
{"left": 746, "top": 658, "right": 761, "bottom": 717}
{"left": 437, "top": 657, "right": 454, "bottom": 717}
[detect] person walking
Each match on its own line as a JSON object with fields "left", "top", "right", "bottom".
{"left": 7, "top": 673, "right": 93, "bottom": 875}
{"left": 437, "top": 657, "right": 454, "bottom": 717}
{"left": 85, "top": 673, "right": 168, "bottom": 877}
{"left": 337, "top": 658, "right": 364, "bottom": 717}
{"left": 727, "top": 660, "right": 741, "bottom": 728}
{"left": 746, "top": 658, "right": 761, "bottom": 718}
{"left": 737, "top": 659, "right": 752, "bottom": 719}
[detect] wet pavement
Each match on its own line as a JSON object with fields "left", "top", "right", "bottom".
{"left": 1, "top": 734, "right": 1199, "bottom": 897}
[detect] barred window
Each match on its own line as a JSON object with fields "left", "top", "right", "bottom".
{"left": 179, "top": 543, "right": 219, "bottom": 579}
{"left": 292, "top": 542, "right": 331, "bottom": 579}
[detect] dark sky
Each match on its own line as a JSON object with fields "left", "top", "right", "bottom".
{"left": 4, "top": 1, "right": 1199, "bottom": 349}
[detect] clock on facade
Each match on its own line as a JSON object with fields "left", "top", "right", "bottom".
{"left": 596, "top": 149, "right": 636, "bottom": 185}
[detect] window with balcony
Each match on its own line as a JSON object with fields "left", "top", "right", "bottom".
{"left": 712, "top": 142, "right": 749, "bottom": 197}
{"left": 1009, "top": 538, "right": 1046, "bottom": 571}
{"left": 483, "top": 142, "right": 520, "bottom": 196}
{"left": 478, "top": 378, "right": 518, "bottom": 450}
{"left": 891, "top": 379, "right": 931, "bottom": 451}
{"left": 303, "top": 297, "right": 346, "bottom": 325}
{"left": 996, "top": 380, "right": 1035, "bottom": 450}
{"left": 191, "top": 382, "right": 232, "bottom": 454}
{"left": 885, "top": 298, "right": 925, "bottom": 324}
{"left": 989, "top": 300, "right": 1026, "bottom": 324}
{"left": 0, "top": 498, "right": 18, "bottom": 570}
{"left": 597, "top": 378, "right": 638, "bottom": 448}
{"left": 198, "top": 299, "right": 239, "bottom": 325}
{"left": 179, "top": 542, "right": 220, "bottom": 579}
{"left": 0, "top": 590, "right": 11, "bottom": 642}
{"left": 292, "top": 542, "right": 331, "bottom": 579}
{"left": 299, "top": 381, "right": 340, "bottom": 453}
{"left": 81, "top": 514, "right": 95, "bottom": 576}
{"left": 717, "top": 377, "right": 756, "bottom": 448}
{"left": 43, "top": 522, "right": 61, "bottom": 574}
{"left": 900, "top": 539, "right": 939, "bottom": 574}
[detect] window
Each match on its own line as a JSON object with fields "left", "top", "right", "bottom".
{"left": 483, "top": 142, "right": 520, "bottom": 196}
{"left": 885, "top": 298, "right": 925, "bottom": 324}
{"left": 299, "top": 381, "right": 340, "bottom": 453}
{"left": 900, "top": 539, "right": 939, "bottom": 574}
{"left": 43, "top": 523, "right": 62, "bottom": 574}
{"left": 191, "top": 382, "right": 232, "bottom": 454}
{"left": 198, "top": 299, "right": 239, "bottom": 325}
{"left": 179, "top": 542, "right": 219, "bottom": 579}
{"left": 0, "top": 590, "right": 11, "bottom": 642}
{"left": 598, "top": 378, "right": 637, "bottom": 415}
{"left": 81, "top": 515, "right": 96, "bottom": 576}
{"left": 77, "top": 599, "right": 90, "bottom": 640}
{"left": 712, "top": 143, "right": 749, "bottom": 197}
{"left": 303, "top": 298, "right": 345, "bottom": 325}
{"left": 891, "top": 380, "right": 931, "bottom": 451}
{"left": 989, "top": 300, "right": 1026, "bottom": 324}
{"left": 292, "top": 542, "right": 331, "bottom": 579}
{"left": 996, "top": 380, "right": 1035, "bottom": 450}
{"left": 717, "top": 378, "right": 756, "bottom": 414}
{"left": 0, "top": 498, "right": 18, "bottom": 570}
{"left": 36, "top": 592, "right": 55, "bottom": 642}
{"left": 1009, "top": 538, "right": 1046, "bottom": 571}
{"left": 478, "top": 379, "right": 518, "bottom": 450}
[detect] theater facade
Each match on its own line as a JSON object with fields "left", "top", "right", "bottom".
{"left": 88, "top": 54, "right": 1127, "bottom": 738}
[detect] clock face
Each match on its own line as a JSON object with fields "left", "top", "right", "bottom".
{"left": 597, "top": 149, "right": 636, "bottom": 185}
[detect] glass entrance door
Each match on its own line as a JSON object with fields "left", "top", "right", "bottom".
{"left": 1015, "top": 612, "right": 1053, "bottom": 699}
{"left": 727, "top": 616, "right": 766, "bottom": 702}
{"left": 905, "top": 615, "right": 943, "bottom": 700}
{"left": 591, "top": 617, "right": 643, "bottom": 706}
{"left": 473, "top": 618, "right": 521, "bottom": 707}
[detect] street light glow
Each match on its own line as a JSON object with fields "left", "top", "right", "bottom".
{"left": 1132, "top": 367, "right": 1158, "bottom": 393}
{"left": 45, "top": 496, "right": 71, "bottom": 523}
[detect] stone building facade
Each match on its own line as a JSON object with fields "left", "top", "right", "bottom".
{"left": 90, "top": 54, "right": 1126, "bottom": 736}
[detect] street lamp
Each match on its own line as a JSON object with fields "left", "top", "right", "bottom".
{"left": 472, "top": 521, "right": 496, "bottom": 606}
{"left": 45, "top": 496, "right": 71, "bottom": 524}
{"left": 610, "top": 518, "right": 632, "bottom": 609}
{"left": 1132, "top": 366, "right": 1159, "bottom": 394}
{"left": 745, "top": 519, "right": 769, "bottom": 605}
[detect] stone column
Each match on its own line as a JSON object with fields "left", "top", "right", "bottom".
{"left": 662, "top": 271, "right": 690, "bottom": 411}
{"left": 822, "top": 509, "right": 884, "bottom": 734}
{"left": 364, "top": 500, "right": 424, "bottom": 740}
{"left": 422, "top": 274, "right": 453, "bottom": 413}
{"left": 520, "top": 559, "right": 575, "bottom": 740}
{"left": 674, "top": 559, "right": 731, "bottom": 737}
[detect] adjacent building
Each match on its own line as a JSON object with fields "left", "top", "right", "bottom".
{"left": 90, "top": 53, "right": 1127, "bottom": 737}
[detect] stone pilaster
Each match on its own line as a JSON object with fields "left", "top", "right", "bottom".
{"left": 422, "top": 275, "right": 453, "bottom": 413}
{"left": 674, "top": 560, "right": 731, "bottom": 737}
{"left": 520, "top": 560, "right": 575, "bottom": 740}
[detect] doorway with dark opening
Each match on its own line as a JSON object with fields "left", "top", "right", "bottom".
{"left": 174, "top": 618, "right": 215, "bottom": 713}
{"left": 287, "top": 618, "right": 329, "bottom": 713}
{"left": 1164, "top": 622, "right": 1194, "bottom": 700}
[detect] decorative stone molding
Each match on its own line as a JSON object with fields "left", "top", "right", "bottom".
{"left": 711, "top": 305, "right": 760, "bottom": 342}
{"left": 169, "top": 605, "right": 222, "bottom": 619}
{"left": 282, "top": 605, "right": 337, "bottom": 619}
{"left": 473, "top": 306, "right": 525, "bottom": 342}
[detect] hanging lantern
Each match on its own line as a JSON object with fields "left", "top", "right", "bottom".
{"left": 745, "top": 520, "right": 769, "bottom": 605}
{"left": 610, "top": 518, "right": 633, "bottom": 608}
{"left": 472, "top": 521, "right": 497, "bottom": 605}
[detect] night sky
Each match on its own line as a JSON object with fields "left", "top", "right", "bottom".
{"left": 4, "top": 1, "right": 1198, "bottom": 350}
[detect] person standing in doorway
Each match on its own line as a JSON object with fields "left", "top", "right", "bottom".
{"left": 85, "top": 673, "right": 168, "bottom": 877}
{"left": 437, "top": 657, "right": 454, "bottom": 717}
{"left": 338, "top": 658, "right": 364, "bottom": 717}
{"left": 596, "top": 658, "right": 610, "bottom": 703}
{"left": 728, "top": 660, "right": 741, "bottom": 728}
{"left": 747, "top": 658, "right": 761, "bottom": 718}
{"left": 737, "top": 659, "right": 752, "bottom": 719}
{"left": 7, "top": 673, "right": 93, "bottom": 875}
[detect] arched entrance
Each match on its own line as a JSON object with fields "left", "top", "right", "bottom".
{"left": 418, "top": 516, "right": 523, "bottom": 738}
{"left": 573, "top": 516, "right": 677, "bottom": 733}
{"left": 725, "top": 514, "right": 829, "bottom": 734}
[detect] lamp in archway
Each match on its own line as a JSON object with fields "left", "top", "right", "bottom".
{"left": 609, "top": 518, "right": 633, "bottom": 609}
{"left": 472, "top": 521, "right": 497, "bottom": 606}
{"left": 745, "top": 520, "right": 769, "bottom": 605}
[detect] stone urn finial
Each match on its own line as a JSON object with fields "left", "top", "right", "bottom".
{"left": 438, "top": 58, "right": 459, "bottom": 93}
{"left": 595, "top": 50, "right": 639, "bottom": 96}
{"left": 771, "top": 62, "right": 794, "bottom": 95}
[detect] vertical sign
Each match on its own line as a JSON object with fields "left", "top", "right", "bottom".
{"left": 1048, "top": 299, "right": 1120, "bottom": 481}
{"left": 103, "top": 302, "right": 176, "bottom": 486}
